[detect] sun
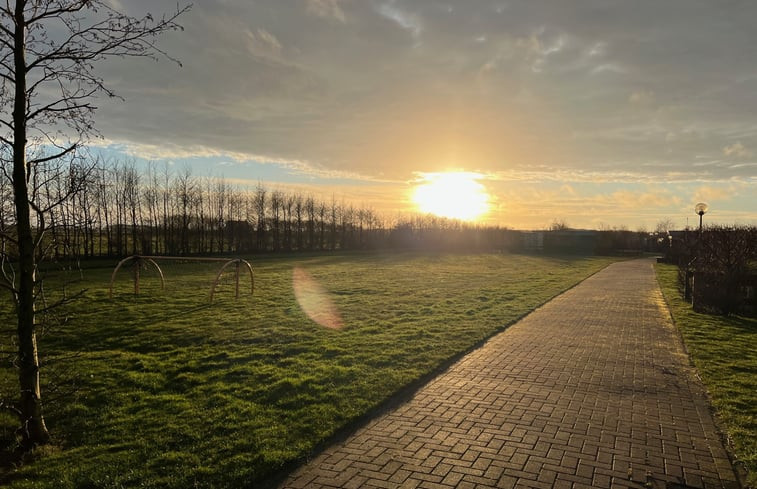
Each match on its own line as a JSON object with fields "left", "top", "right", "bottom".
{"left": 412, "top": 172, "right": 491, "bottom": 221}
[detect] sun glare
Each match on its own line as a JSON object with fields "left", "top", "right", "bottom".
{"left": 412, "top": 172, "right": 490, "bottom": 221}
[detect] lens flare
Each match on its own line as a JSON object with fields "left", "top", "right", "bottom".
{"left": 292, "top": 267, "right": 343, "bottom": 330}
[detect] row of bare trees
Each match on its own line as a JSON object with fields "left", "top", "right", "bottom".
{"left": 1, "top": 158, "right": 518, "bottom": 260}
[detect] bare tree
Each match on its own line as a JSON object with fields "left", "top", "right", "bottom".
{"left": 143, "top": 162, "right": 161, "bottom": 255}
{"left": 175, "top": 166, "right": 196, "bottom": 255}
{"left": 270, "top": 189, "right": 282, "bottom": 252}
{"left": 655, "top": 218, "right": 675, "bottom": 234}
{"left": 121, "top": 161, "right": 141, "bottom": 255}
{"left": 0, "top": 0, "right": 188, "bottom": 449}
{"left": 549, "top": 218, "right": 570, "bottom": 231}
{"left": 283, "top": 193, "right": 294, "bottom": 252}
{"left": 305, "top": 195, "right": 315, "bottom": 250}
{"left": 252, "top": 183, "right": 266, "bottom": 252}
{"left": 293, "top": 194, "right": 303, "bottom": 251}
{"left": 329, "top": 196, "right": 338, "bottom": 251}
{"left": 160, "top": 163, "right": 174, "bottom": 255}
{"left": 210, "top": 177, "right": 227, "bottom": 253}
{"left": 317, "top": 200, "right": 327, "bottom": 250}
{"left": 94, "top": 159, "right": 112, "bottom": 256}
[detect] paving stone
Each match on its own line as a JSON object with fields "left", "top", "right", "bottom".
{"left": 279, "top": 259, "right": 740, "bottom": 488}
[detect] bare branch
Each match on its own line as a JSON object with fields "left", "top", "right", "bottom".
{"left": 26, "top": 97, "right": 96, "bottom": 123}
{"left": 26, "top": 2, "right": 89, "bottom": 25}
{"left": 0, "top": 62, "right": 13, "bottom": 81}
{"left": 27, "top": 143, "right": 77, "bottom": 165}
{"left": 0, "top": 278, "right": 18, "bottom": 294}
{"left": 0, "top": 229, "right": 18, "bottom": 244}
{"left": 0, "top": 22, "right": 12, "bottom": 40}
{"left": 26, "top": 5, "right": 190, "bottom": 72}
{"left": 0, "top": 244, "right": 19, "bottom": 293}
{"left": 0, "top": 399, "right": 21, "bottom": 418}
{"left": 35, "top": 288, "right": 85, "bottom": 314}
{"left": 25, "top": 67, "right": 60, "bottom": 97}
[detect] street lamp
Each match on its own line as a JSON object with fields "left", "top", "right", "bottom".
{"left": 695, "top": 202, "right": 708, "bottom": 234}
{"left": 689, "top": 203, "right": 708, "bottom": 305}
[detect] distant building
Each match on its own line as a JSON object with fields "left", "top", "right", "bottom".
{"left": 522, "top": 231, "right": 544, "bottom": 251}
{"left": 544, "top": 230, "right": 598, "bottom": 254}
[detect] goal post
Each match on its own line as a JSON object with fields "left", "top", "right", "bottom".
{"left": 209, "top": 258, "right": 254, "bottom": 303}
{"left": 109, "top": 255, "right": 254, "bottom": 302}
{"left": 109, "top": 255, "right": 166, "bottom": 297}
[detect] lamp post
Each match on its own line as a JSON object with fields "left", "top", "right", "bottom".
{"left": 690, "top": 203, "right": 708, "bottom": 307}
{"left": 695, "top": 202, "right": 708, "bottom": 235}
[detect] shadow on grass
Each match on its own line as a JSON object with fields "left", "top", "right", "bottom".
{"left": 44, "top": 301, "right": 216, "bottom": 354}
{"left": 726, "top": 314, "right": 757, "bottom": 332}
{"left": 0, "top": 434, "right": 39, "bottom": 485}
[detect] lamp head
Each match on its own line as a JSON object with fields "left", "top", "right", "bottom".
{"left": 694, "top": 202, "right": 708, "bottom": 216}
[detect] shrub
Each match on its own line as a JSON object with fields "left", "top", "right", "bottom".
{"left": 677, "top": 225, "right": 757, "bottom": 315}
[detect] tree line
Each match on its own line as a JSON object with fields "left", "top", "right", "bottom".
{"left": 0, "top": 157, "right": 519, "bottom": 260}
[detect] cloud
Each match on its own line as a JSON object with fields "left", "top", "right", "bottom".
{"left": 88, "top": 0, "right": 757, "bottom": 188}
{"left": 515, "top": 29, "right": 567, "bottom": 72}
{"left": 488, "top": 167, "right": 747, "bottom": 185}
{"left": 629, "top": 89, "right": 655, "bottom": 105}
{"left": 103, "top": 0, "right": 125, "bottom": 10}
{"left": 376, "top": 2, "right": 422, "bottom": 38}
{"left": 306, "top": 0, "right": 346, "bottom": 22}
{"left": 590, "top": 63, "right": 626, "bottom": 75}
{"left": 607, "top": 190, "right": 681, "bottom": 209}
{"left": 692, "top": 185, "right": 741, "bottom": 204}
{"left": 246, "top": 28, "right": 283, "bottom": 58}
{"left": 93, "top": 139, "right": 397, "bottom": 184}
{"left": 489, "top": 183, "right": 684, "bottom": 229}
{"left": 723, "top": 142, "right": 752, "bottom": 158}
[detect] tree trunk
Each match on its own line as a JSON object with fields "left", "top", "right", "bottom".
{"left": 12, "top": 1, "right": 50, "bottom": 447}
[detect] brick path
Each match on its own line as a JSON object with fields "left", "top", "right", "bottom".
{"left": 281, "top": 259, "right": 740, "bottom": 489}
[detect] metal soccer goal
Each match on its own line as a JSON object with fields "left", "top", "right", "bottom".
{"left": 108, "top": 255, "right": 254, "bottom": 302}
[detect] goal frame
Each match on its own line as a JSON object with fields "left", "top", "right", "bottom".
{"left": 108, "top": 255, "right": 254, "bottom": 302}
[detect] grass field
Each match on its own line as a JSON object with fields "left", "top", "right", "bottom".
{"left": 656, "top": 264, "right": 757, "bottom": 486}
{"left": 0, "top": 252, "right": 616, "bottom": 488}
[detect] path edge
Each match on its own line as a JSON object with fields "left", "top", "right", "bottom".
{"left": 652, "top": 261, "right": 749, "bottom": 488}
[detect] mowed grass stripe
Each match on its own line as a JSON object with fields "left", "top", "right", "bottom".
{"left": 1, "top": 253, "right": 616, "bottom": 488}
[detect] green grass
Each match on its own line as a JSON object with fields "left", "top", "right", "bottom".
{"left": 656, "top": 264, "right": 757, "bottom": 486}
{"left": 1, "top": 252, "right": 616, "bottom": 488}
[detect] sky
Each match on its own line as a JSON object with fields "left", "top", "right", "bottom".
{"left": 91, "top": 0, "right": 757, "bottom": 230}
